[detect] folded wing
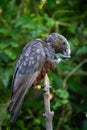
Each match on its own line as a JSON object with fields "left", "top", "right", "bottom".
{"left": 8, "top": 41, "right": 45, "bottom": 123}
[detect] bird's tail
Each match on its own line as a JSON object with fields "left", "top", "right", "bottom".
{"left": 7, "top": 88, "right": 26, "bottom": 123}
{"left": 7, "top": 71, "right": 40, "bottom": 123}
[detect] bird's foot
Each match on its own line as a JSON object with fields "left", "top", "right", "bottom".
{"left": 60, "top": 54, "right": 71, "bottom": 60}
{"left": 53, "top": 54, "right": 71, "bottom": 64}
{"left": 42, "top": 85, "right": 52, "bottom": 92}
{"left": 52, "top": 58, "right": 62, "bottom": 64}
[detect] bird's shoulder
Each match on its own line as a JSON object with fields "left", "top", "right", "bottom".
{"left": 15, "top": 39, "right": 46, "bottom": 75}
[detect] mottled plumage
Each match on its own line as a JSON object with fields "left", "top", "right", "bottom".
{"left": 8, "top": 33, "right": 71, "bottom": 123}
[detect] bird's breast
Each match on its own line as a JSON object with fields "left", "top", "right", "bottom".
{"left": 32, "top": 61, "right": 55, "bottom": 86}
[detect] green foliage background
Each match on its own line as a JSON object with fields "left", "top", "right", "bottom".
{"left": 0, "top": 0, "right": 87, "bottom": 130}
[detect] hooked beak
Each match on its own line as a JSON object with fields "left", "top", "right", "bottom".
{"left": 61, "top": 35, "right": 71, "bottom": 61}
{"left": 56, "top": 33, "right": 71, "bottom": 61}
{"left": 57, "top": 38, "right": 71, "bottom": 61}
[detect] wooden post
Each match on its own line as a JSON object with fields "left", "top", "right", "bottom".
{"left": 42, "top": 74, "right": 54, "bottom": 130}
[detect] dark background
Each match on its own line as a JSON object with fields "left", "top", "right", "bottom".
{"left": 0, "top": 0, "right": 87, "bottom": 130}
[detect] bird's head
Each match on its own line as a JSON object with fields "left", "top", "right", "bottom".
{"left": 45, "top": 33, "right": 71, "bottom": 61}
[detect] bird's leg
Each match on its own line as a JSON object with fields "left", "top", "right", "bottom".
{"left": 53, "top": 57, "right": 62, "bottom": 64}
{"left": 48, "top": 58, "right": 62, "bottom": 66}
{"left": 46, "top": 57, "right": 62, "bottom": 67}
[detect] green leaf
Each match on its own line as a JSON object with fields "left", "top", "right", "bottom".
{"left": 56, "top": 89, "right": 69, "bottom": 99}
{"left": 9, "top": 42, "right": 19, "bottom": 48}
{"left": 53, "top": 101, "right": 62, "bottom": 109}
{"left": 0, "top": 28, "right": 11, "bottom": 36}
{"left": 81, "top": 120, "right": 87, "bottom": 130}
{"left": 0, "top": 68, "right": 13, "bottom": 87}
{"left": 0, "top": 105, "right": 10, "bottom": 126}
{"left": 4, "top": 49, "right": 17, "bottom": 60}
{"left": 0, "top": 43, "right": 8, "bottom": 49}
{"left": 68, "top": 23, "right": 77, "bottom": 33}
{"left": 34, "top": 118, "right": 41, "bottom": 125}
{"left": 76, "top": 46, "right": 87, "bottom": 55}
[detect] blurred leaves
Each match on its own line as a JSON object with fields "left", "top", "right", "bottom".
{"left": 0, "top": 0, "right": 87, "bottom": 130}
{"left": 55, "top": 89, "right": 69, "bottom": 99}
{"left": 76, "top": 46, "right": 87, "bottom": 55}
{"left": 0, "top": 104, "right": 9, "bottom": 126}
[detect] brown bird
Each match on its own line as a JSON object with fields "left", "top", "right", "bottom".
{"left": 8, "top": 33, "right": 71, "bottom": 123}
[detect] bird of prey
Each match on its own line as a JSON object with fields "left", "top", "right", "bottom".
{"left": 8, "top": 33, "right": 71, "bottom": 123}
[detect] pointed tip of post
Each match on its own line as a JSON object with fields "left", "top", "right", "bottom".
{"left": 44, "top": 73, "right": 49, "bottom": 87}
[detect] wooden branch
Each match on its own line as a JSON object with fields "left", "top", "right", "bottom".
{"left": 63, "top": 59, "right": 87, "bottom": 89}
{"left": 42, "top": 74, "right": 54, "bottom": 130}
{"left": 16, "top": 0, "right": 24, "bottom": 18}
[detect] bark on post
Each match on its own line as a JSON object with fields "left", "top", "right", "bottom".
{"left": 42, "top": 74, "right": 54, "bottom": 130}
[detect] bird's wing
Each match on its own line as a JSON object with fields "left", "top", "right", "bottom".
{"left": 8, "top": 40, "right": 46, "bottom": 122}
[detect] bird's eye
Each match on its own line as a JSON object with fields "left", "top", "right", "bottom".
{"left": 62, "top": 41, "right": 66, "bottom": 46}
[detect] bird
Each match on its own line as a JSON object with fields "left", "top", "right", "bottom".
{"left": 8, "top": 33, "right": 71, "bottom": 123}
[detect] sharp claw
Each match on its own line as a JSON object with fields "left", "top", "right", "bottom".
{"left": 60, "top": 54, "right": 71, "bottom": 60}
